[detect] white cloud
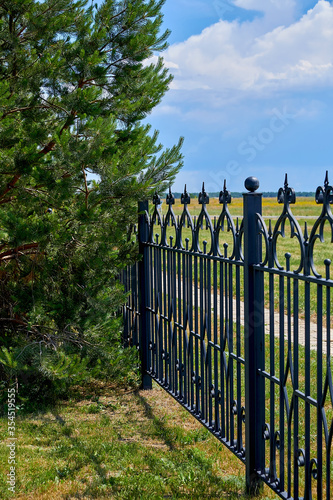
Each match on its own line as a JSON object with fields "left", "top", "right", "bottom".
{"left": 151, "top": 104, "right": 182, "bottom": 116}
{"left": 233, "top": 0, "right": 296, "bottom": 15}
{"left": 233, "top": 0, "right": 293, "bottom": 9}
{"left": 160, "top": 1, "right": 333, "bottom": 96}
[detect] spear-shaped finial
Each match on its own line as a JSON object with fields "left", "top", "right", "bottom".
{"left": 198, "top": 181, "right": 209, "bottom": 204}
{"left": 219, "top": 179, "right": 231, "bottom": 204}
{"left": 278, "top": 173, "right": 295, "bottom": 204}
{"left": 181, "top": 183, "right": 190, "bottom": 205}
{"left": 324, "top": 170, "right": 329, "bottom": 188}
{"left": 166, "top": 185, "right": 175, "bottom": 205}
{"left": 284, "top": 173, "right": 288, "bottom": 190}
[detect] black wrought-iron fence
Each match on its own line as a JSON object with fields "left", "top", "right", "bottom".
{"left": 121, "top": 174, "right": 333, "bottom": 499}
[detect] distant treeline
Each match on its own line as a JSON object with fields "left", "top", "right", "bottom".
{"left": 165, "top": 192, "right": 316, "bottom": 199}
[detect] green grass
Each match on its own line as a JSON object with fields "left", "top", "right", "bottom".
{"left": 0, "top": 381, "right": 278, "bottom": 499}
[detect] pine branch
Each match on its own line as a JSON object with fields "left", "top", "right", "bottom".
{"left": 0, "top": 243, "right": 39, "bottom": 261}
{"left": 0, "top": 174, "right": 21, "bottom": 200}
{"left": 0, "top": 105, "right": 49, "bottom": 120}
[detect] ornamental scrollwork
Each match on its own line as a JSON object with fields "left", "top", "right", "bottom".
{"left": 308, "top": 171, "right": 333, "bottom": 278}
{"left": 216, "top": 180, "right": 238, "bottom": 259}
{"left": 179, "top": 184, "right": 194, "bottom": 250}
{"left": 148, "top": 192, "right": 163, "bottom": 244}
{"left": 271, "top": 174, "right": 305, "bottom": 274}
{"left": 161, "top": 186, "right": 178, "bottom": 248}
{"left": 195, "top": 183, "right": 214, "bottom": 255}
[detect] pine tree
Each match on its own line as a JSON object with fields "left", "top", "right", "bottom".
{"left": 0, "top": 0, "right": 183, "bottom": 402}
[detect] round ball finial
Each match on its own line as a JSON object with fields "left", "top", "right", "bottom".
{"left": 244, "top": 176, "right": 260, "bottom": 193}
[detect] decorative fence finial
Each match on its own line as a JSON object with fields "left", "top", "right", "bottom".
{"left": 219, "top": 179, "right": 232, "bottom": 205}
{"left": 284, "top": 173, "right": 288, "bottom": 190}
{"left": 153, "top": 192, "right": 161, "bottom": 206}
{"left": 324, "top": 170, "right": 329, "bottom": 188}
{"left": 181, "top": 184, "right": 191, "bottom": 205}
{"left": 244, "top": 176, "right": 259, "bottom": 193}
{"left": 277, "top": 173, "right": 296, "bottom": 205}
{"left": 198, "top": 182, "right": 209, "bottom": 205}
{"left": 166, "top": 185, "right": 175, "bottom": 205}
{"left": 315, "top": 171, "right": 333, "bottom": 205}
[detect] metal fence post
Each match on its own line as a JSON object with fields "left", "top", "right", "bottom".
{"left": 243, "top": 177, "right": 265, "bottom": 494}
{"left": 138, "top": 200, "right": 152, "bottom": 390}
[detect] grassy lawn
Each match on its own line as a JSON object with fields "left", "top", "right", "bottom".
{"left": 0, "top": 381, "right": 278, "bottom": 500}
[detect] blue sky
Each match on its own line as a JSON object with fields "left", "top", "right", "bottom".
{"left": 144, "top": 0, "right": 333, "bottom": 193}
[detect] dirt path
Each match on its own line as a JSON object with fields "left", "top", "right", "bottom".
{"left": 169, "top": 281, "right": 332, "bottom": 355}
{"left": 227, "top": 296, "right": 331, "bottom": 354}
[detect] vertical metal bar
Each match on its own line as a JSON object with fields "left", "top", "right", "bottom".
{"left": 304, "top": 278, "right": 311, "bottom": 498}
{"left": 203, "top": 249, "right": 207, "bottom": 422}
{"left": 162, "top": 246, "right": 166, "bottom": 384}
{"left": 224, "top": 248, "right": 230, "bottom": 443}
{"left": 325, "top": 260, "right": 331, "bottom": 500}
{"left": 172, "top": 242, "right": 177, "bottom": 395}
{"left": 154, "top": 237, "right": 160, "bottom": 381}
{"left": 207, "top": 253, "right": 212, "bottom": 426}
{"left": 220, "top": 257, "right": 226, "bottom": 438}
{"left": 192, "top": 254, "right": 200, "bottom": 414}
{"left": 150, "top": 242, "right": 156, "bottom": 377}
{"left": 122, "top": 267, "right": 128, "bottom": 346}
{"left": 167, "top": 242, "right": 172, "bottom": 389}
{"left": 131, "top": 259, "right": 137, "bottom": 346}
{"left": 269, "top": 267, "right": 276, "bottom": 484}
{"left": 200, "top": 253, "right": 204, "bottom": 419}
{"left": 236, "top": 263, "right": 242, "bottom": 455}
{"left": 182, "top": 246, "right": 187, "bottom": 404}
{"left": 286, "top": 255, "right": 292, "bottom": 499}
{"left": 189, "top": 244, "right": 195, "bottom": 411}
{"left": 188, "top": 241, "right": 193, "bottom": 409}
{"left": 194, "top": 253, "right": 199, "bottom": 413}
{"left": 178, "top": 247, "right": 182, "bottom": 399}
{"left": 317, "top": 283, "right": 323, "bottom": 499}
{"left": 138, "top": 200, "right": 152, "bottom": 389}
{"left": 157, "top": 240, "right": 163, "bottom": 383}
{"left": 229, "top": 261, "right": 234, "bottom": 448}
{"left": 152, "top": 240, "right": 157, "bottom": 377}
{"left": 279, "top": 273, "right": 285, "bottom": 492}
{"left": 243, "top": 177, "right": 265, "bottom": 494}
{"left": 213, "top": 255, "right": 219, "bottom": 432}
{"left": 293, "top": 278, "right": 300, "bottom": 499}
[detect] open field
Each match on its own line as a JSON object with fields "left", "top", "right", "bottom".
{"left": 160, "top": 196, "right": 322, "bottom": 218}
